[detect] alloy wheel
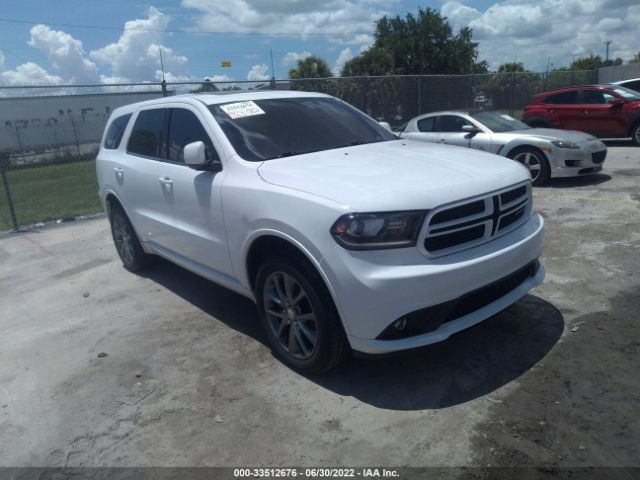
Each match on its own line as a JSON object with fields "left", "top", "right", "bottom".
{"left": 113, "top": 214, "right": 135, "bottom": 265}
{"left": 513, "top": 151, "right": 541, "bottom": 182}
{"left": 263, "top": 271, "right": 318, "bottom": 360}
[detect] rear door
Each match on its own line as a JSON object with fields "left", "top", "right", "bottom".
{"left": 153, "top": 106, "right": 232, "bottom": 276}
{"left": 402, "top": 116, "right": 440, "bottom": 143}
{"left": 121, "top": 108, "right": 167, "bottom": 241}
{"left": 542, "top": 90, "right": 582, "bottom": 131}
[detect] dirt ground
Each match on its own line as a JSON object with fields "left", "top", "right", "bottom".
{"left": 0, "top": 143, "right": 638, "bottom": 476}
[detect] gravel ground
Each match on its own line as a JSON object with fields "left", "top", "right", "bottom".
{"left": 0, "top": 143, "right": 638, "bottom": 477}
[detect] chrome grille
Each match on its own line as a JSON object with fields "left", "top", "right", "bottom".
{"left": 422, "top": 183, "right": 531, "bottom": 256}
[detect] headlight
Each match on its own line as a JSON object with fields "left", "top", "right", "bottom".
{"left": 551, "top": 140, "right": 580, "bottom": 149}
{"left": 331, "top": 211, "right": 426, "bottom": 250}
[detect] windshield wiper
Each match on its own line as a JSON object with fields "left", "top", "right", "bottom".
{"left": 273, "top": 151, "right": 304, "bottom": 159}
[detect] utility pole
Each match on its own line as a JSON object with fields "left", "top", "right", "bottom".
{"left": 159, "top": 46, "right": 167, "bottom": 97}
{"left": 604, "top": 40, "right": 612, "bottom": 62}
{"left": 270, "top": 48, "right": 276, "bottom": 90}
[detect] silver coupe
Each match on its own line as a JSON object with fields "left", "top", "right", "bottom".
{"left": 400, "top": 110, "right": 607, "bottom": 185}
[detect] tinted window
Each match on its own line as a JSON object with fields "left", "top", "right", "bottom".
{"left": 622, "top": 80, "right": 640, "bottom": 93}
{"left": 208, "top": 97, "right": 395, "bottom": 162}
{"left": 438, "top": 115, "right": 472, "bottom": 132}
{"left": 545, "top": 91, "right": 578, "bottom": 104}
{"left": 167, "top": 109, "right": 217, "bottom": 163}
{"left": 127, "top": 109, "right": 166, "bottom": 158}
{"left": 104, "top": 114, "right": 131, "bottom": 149}
{"left": 582, "top": 90, "right": 611, "bottom": 104}
{"left": 417, "top": 117, "right": 435, "bottom": 132}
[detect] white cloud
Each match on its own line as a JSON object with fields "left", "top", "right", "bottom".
{"left": 282, "top": 51, "right": 311, "bottom": 65}
{"left": 181, "top": 0, "right": 390, "bottom": 44}
{"left": 247, "top": 64, "right": 270, "bottom": 81}
{"left": 27, "top": 25, "right": 100, "bottom": 83}
{"left": 0, "top": 62, "right": 63, "bottom": 85}
{"left": 442, "top": 0, "right": 640, "bottom": 70}
{"left": 0, "top": 50, "right": 5, "bottom": 72}
{"left": 90, "top": 7, "right": 188, "bottom": 82}
{"left": 333, "top": 47, "right": 353, "bottom": 75}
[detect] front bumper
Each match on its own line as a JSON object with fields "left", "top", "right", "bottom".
{"left": 320, "top": 213, "right": 545, "bottom": 354}
{"left": 547, "top": 140, "right": 607, "bottom": 178}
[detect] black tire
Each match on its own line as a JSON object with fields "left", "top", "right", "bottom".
{"left": 109, "top": 204, "right": 154, "bottom": 272}
{"left": 255, "top": 253, "right": 349, "bottom": 373}
{"left": 632, "top": 123, "right": 640, "bottom": 146}
{"left": 507, "top": 147, "right": 551, "bottom": 186}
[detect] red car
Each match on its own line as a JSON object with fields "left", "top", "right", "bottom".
{"left": 523, "top": 84, "right": 640, "bottom": 145}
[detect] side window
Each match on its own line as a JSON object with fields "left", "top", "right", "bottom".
{"left": 626, "top": 80, "right": 640, "bottom": 92}
{"left": 438, "top": 115, "right": 472, "bottom": 132}
{"left": 167, "top": 108, "right": 217, "bottom": 163}
{"left": 127, "top": 109, "right": 166, "bottom": 158}
{"left": 582, "top": 90, "right": 606, "bottom": 104}
{"left": 545, "top": 91, "right": 578, "bottom": 104}
{"left": 104, "top": 114, "right": 131, "bottom": 150}
{"left": 417, "top": 117, "right": 435, "bottom": 132}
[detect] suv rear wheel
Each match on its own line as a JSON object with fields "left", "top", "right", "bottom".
{"left": 632, "top": 123, "right": 640, "bottom": 146}
{"left": 255, "top": 253, "right": 349, "bottom": 373}
{"left": 508, "top": 147, "right": 550, "bottom": 186}
{"left": 109, "top": 204, "right": 154, "bottom": 272}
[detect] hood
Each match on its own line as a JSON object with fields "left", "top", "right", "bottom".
{"left": 508, "top": 128, "right": 597, "bottom": 143}
{"left": 257, "top": 139, "right": 529, "bottom": 211}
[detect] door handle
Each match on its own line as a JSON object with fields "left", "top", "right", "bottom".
{"left": 437, "top": 139, "right": 446, "bottom": 143}
{"left": 158, "top": 176, "right": 173, "bottom": 186}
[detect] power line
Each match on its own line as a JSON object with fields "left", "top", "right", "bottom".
{"left": 0, "top": 17, "right": 372, "bottom": 37}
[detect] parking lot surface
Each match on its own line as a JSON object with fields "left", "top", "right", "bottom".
{"left": 1, "top": 143, "right": 639, "bottom": 470}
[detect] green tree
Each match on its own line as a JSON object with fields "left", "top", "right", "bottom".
{"left": 340, "top": 48, "right": 393, "bottom": 76}
{"left": 570, "top": 54, "right": 601, "bottom": 70}
{"left": 483, "top": 63, "right": 538, "bottom": 110}
{"left": 190, "top": 78, "right": 219, "bottom": 93}
{"left": 497, "top": 62, "right": 526, "bottom": 73}
{"left": 345, "top": 7, "right": 483, "bottom": 76}
{"left": 289, "top": 56, "right": 333, "bottom": 79}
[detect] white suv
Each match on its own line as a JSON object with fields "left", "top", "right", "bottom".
{"left": 97, "top": 91, "right": 545, "bottom": 373}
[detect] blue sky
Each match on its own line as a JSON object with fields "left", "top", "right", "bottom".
{"left": 0, "top": 0, "right": 637, "bottom": 85}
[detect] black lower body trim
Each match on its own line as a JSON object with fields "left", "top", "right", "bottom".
{"left": 377, "top": 259, "right": 540, "bottom": 340}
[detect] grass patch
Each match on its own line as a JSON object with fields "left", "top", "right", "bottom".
{"left": 0, "top": 160, "right": 102, "bottom": 231}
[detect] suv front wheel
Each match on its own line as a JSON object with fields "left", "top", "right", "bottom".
{"left": 255, "top": 253, "right": 349, "bottom": 373}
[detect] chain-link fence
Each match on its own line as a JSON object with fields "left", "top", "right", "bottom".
{"left": 0, "top": 71, "right": 598, "bottom": 232}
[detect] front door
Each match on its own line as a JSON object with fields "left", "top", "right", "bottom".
{"left": 154, "top": 106, "right": 232, "bottom": 277}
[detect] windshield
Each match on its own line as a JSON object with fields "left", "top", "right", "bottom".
{"left": 208, "top": 97, "right": 396, "bottom": 161}
{"left": 470, "top": 111, "right": 531, "bottom": 132}
{"left": 610, "top": 85, "right": 640, "bottom": 101}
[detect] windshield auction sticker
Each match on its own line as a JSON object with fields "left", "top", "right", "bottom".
{"left": 220, "top": 101, "right": 266, "bottom": 119}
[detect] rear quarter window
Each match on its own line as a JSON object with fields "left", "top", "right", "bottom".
{"left": 103, "top": 114, "right": 131, "bottom": 150}
{"left": 544, "top": 91, "right": 579, "bottom": 104}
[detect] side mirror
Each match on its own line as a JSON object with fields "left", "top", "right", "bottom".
{"left": 608, "top": 98, "right": 624, "bottom": 107}
{"left": 378, "top": 121, "right": 392, "bottom": 132}
{"left": 462, "top": 124, "right": 481, "bottom": 137}
{"left": 183, "top": 141, "right": 221, "bottom": 171}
